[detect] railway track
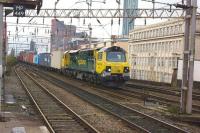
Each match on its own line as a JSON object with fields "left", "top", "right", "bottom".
{"left": 22, "top": 64, "right": 200, "bottom": 113}
{"left": 122, "top": 87, "right": 200, "bottom": 113}
{"left": 26, "top": 65, "right": 189, "bottom": 133}
{"left": 15, "top": 66, "right": 99, "bottom": 133}
{"left": 126, "top": 82, "right": 200, "bottom": 101}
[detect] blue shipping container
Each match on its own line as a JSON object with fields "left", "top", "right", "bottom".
{"left": 33, "top": 54, "right": 39, "bottom": 64}
{"left": 38, "top": 53, "right": 51, "bottom": 67}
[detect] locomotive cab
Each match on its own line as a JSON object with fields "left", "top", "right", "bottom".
{"left": 96, "top": 46, "right": 130, "bottom": 86}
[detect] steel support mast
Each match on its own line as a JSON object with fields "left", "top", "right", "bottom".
{"left": 187, "top": 0, "right": 197, "bottom": 114}
{"left": 181, "top": 0, "right": 197, "bottom": 114}
{"left": 181, "top": 0, "right": 191, "bottom": 114}
{"left": 0, "top": 4, "right": 3, "bottom": 111}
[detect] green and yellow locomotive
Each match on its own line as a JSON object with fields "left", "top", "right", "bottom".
{"left": 62, "top": 46, "right": 130, "bottom": 87}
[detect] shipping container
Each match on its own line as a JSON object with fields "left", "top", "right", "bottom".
{"left": 51, "top": 50, "right": 63, "bottom": 69}
{"left": 27, "top": 52, "right": 34, "bottom": 64}
{"left": 33, "top": 54, "right": 39, "bottom": 64}
{"left": 18, "top": 51, "right": 26, "bottom": 61}
{"left": 23, "top": 52, "right": 28, "bottom": 62}
{"left": 38, "top": 53, "right": 51, "bottom": 67}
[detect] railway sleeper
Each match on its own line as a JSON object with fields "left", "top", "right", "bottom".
{"left": 46, "top": 114, "right": 70, "bottom": 116}
{"left": 47, "top": 116, "right": 73, "bottom": 120}
{"left": 54, "top": 128, "right": 86, "bottom": 133}
{"left": 46, "top": 114, "right": 71, "bottom": 118}
{"left": 48, "top": 119, "right": 75, "bottom": 122}
{"left": 54, "top": 127, "right": 86, "bottom": 131}
{"left": 37, "top": 105, "right": 61, "bottom": 108}
{"left": 53, "top": 124, "right": 85, "bottom": 129}
{"left": 50, "top": 121, "right": 81, "bottom": 125}
{"left": 41, "top": 109, "right": 65, "bottom": 113}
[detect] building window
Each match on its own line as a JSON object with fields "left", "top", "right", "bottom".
{"left": 169, "top": 41, "right": 172, "bottom": 52}
{"left": 164, "top": 27, "right": 167, "bottom": 36}
{"left": 179, "top": 24, "right": 182, "bottom": 33}
{"left": 166, "top": 42, "right": 170, "bottom": 52}
{"left": 170, "top": 26, "right": 173, "bottom": 35}
{"left": 139, "top": 32, "right": 141, "bottom": 39}
{"left": 172, "top": 57, "right": 177, "bottom": 68}
{"left": 152, "top": 30, "right": 155, "bottom": 37}
{"left": 168, "top": 57, "right": 172, "bottom": 67}
{"left": 161, "top": 58, "right": 164, "bottom": 67}
{"left": 172, "top": 26, "right": 175, "bottom": 35}
{"left": 160, "top": 28, "right": 163, "bottom": 36}
{"left": 161, "top": 42, "right": 164, "bottom": 52}
{"left": 156, "top": 43, "right": 159, "bottom": 52}
{"left": 166, "top": 27, "right": 169, "bottom": 35}
{"left": 152, "top": 30, "right": 154, "bottom": 38}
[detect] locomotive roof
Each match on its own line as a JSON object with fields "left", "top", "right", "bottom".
{"left": 98, "top": 46, "right": 126, "bottom": 52}
{"left": 64, "top": 50, "right": 70, "bottom": 54}
{"left": 69, "top": 50, "right": 79, "bottom": 53}
{"left": 80, "top": 48, "right": 94, "bottom": 52}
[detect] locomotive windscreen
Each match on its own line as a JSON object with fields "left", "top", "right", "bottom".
{"left": 106, "top": 52, "right": 126, "bottom": 62}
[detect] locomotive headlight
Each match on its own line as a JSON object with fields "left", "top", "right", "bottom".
{"left": 106, "top": 66, "right": 111, "bottom": 72}
{"left": 124, "top": 67, "right": 129, "bottom": 73}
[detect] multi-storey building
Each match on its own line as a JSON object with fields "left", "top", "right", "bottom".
{"left": 51, "top": 19, "right": 90, "bottom": 51}
{"left": 51, "top": 19, "right": 76, "bottom": 51}
{"left": 122, "top": 0, "right": 138, "bottom": 35}
{"left": 129, "top": 17, "right": 200, "bottom": 83}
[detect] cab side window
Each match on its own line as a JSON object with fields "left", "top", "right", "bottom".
{"left": 98, "top": 52, "right": 103, "bottom": 60}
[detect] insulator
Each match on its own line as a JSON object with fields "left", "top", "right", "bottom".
{"left": 83, "top": 19, "right": 85, "bottom": 25}
{"left": 43, "top": 17, "right": 45, "bottom": 24}
{"left": 111, "top": 19, "right": 113, "bottom": 26}
{"left": 97, "top": 19, "right": 101, "bottom": 24}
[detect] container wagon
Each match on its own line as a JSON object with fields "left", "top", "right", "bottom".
{"left": 51, "top": 50, "right": 63, "bottom": 71}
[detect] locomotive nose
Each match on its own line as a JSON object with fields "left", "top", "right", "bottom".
{"left": 110, "top": 64, "right": 124, "bottom": 74}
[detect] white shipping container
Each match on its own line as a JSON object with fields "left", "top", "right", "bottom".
{"left": 177, "top": 60, "right": 200, "bottom": 82}
{"left": 51, "top": 50, "right": 63, "bottom": 69}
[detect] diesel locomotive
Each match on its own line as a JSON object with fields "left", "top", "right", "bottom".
{"left": 61, "top": 46, "right": 130, "bottom": 86}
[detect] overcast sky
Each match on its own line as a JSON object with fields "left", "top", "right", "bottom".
{"left": 6, "top": 0, "right": 200, "bottom": 53}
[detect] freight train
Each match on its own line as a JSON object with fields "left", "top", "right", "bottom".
{"left": 18, "top": 46, "right": 130, "bottom": 87}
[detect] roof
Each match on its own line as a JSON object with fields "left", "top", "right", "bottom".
{"left": 64, "top": 50, "right": 70, "bottom": 54}
{"left": 98, "top": 46, "right": 126, "bottom": 53}
{"left": 98, "top": 47, "right": 109, "bottom": 52}
{"left": 69, "top": 50, "right": 79, "bottom": 53}
{"left": 79, "top": 48, "right": 94, "bottom": 52}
